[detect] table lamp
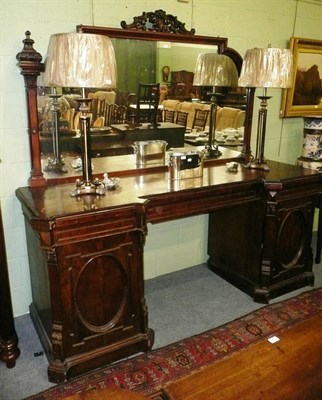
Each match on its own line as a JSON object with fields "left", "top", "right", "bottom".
{"left": 193, "top": 53, "right": 238, "bottom": 157}
{"left": 41, "top": 86, "right": 68, "bottom": 173}
{"left": 238, "top": 47, "right": 293, "bottom": 170}
{"left": 44, "top": 32, "right": 117, "bottom": 196}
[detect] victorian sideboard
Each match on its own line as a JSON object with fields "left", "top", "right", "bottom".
{"left": 16, "top": 160, "right": 321, "bottom": 383}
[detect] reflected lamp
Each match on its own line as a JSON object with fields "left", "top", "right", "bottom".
{"left": 193, "top": 53, "right": 238, "bottom": 158}
{"left": 41, "top": 86, "right": 69, "bottom": 174}
{"left": 44, "top": 32, "right": 117, "bottom": 196}
{"left": 238, "top": 47, "right": 293, "bottom": 170}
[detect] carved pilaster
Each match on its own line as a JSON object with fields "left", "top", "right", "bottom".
{"left": 16, "top": 31, "right": 45, "bottom": 187}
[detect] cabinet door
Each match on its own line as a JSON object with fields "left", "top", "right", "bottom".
{"left": 55, "top": 230, "right": 146, "bottom": 355}
{"left": 28, "top": 206, "right": 154, "bottom": 382}
{"left": 261, "top": 196, "right": 315, "bottom": 291}
{"left": 207, "top": 199, "right": 265, "bottom": 298}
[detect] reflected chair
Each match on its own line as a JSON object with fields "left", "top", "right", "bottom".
{"left": 176, "top": 111, "right": 188, "bottom": 129}
{"left": 215, "top": 107, "right": 245, "bottom": 131}
{"left": 171, "top": 70, "right": 194, "bottom": 100}
{"left": 111, "top": 104, "right": 127, "bottom": 124}
{"left": 89, "top": 96, "right": 99, "bottom": 121}
{"left": 192, "top": 109, "right": 209, "bottom": 131}
{"left": 97, "top": 99, "right": 106, "bottom": 117}
{"left": 104, "top": 102, "right": 114, "bottom": 126}
{"left": 132, "top": 83, "right": 160, "bottom": 126}
{"left": 73, "top": 111, "right": 81, "bottom": 131}
{"left": 63, "top": 107, "right": 75, "bottom": 132}
{"left": 73, "top": 111, "right": 93, "bottom": 131}
{"left": 163, "top": 109, "right": 175, "bottom": 123}
{"left": 89, "top": 91, "right": 115, "bottom": 125}
{"left": 93, "top": 116, "right": 105, "bottom": 127}
{"left": 173, "top": 82, "right": 186, "bottom": 99}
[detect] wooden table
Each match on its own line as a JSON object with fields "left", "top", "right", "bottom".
{"left": 110, "top": 122, "right": 186, "bottom": 149}
{"left": 161, "top": 314, "right": 322, "bottom": 400}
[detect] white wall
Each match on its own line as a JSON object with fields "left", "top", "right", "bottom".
{"left": 0, "top": 0, "right": 321, "bottom": 316}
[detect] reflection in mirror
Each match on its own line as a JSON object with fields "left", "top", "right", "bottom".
{"left": 37, "top": 40, "right": 246, "bottom": 164}
{"left": 17, "top": 12, "right": 254, "bottom": 187}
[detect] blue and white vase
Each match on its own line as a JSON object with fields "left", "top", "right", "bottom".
{"left": 299, "top": 116, "right": 322, "bottom": 169}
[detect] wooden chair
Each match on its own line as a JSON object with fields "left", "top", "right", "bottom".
{"left": 89, "top": 92, "right": 115, "bottom": 125}
{"left": 93, "top": 116, "right": 105, "bottom": 127}
{"left": 133, "top": 83, "right": 160, "bottom": 125}
{"left": 163, "top": 109, "right": 175, "bottom": 123}
{"left": 192, "top": 109, "right": 209, "bottom": 131}
{"left": 215, "top": 107, "right": 245, "bottom": 130}
{"left": 175, "top": 111, "right": 188, "bottom": 128}
{"left": 111, "top": 104, "right": 127, "bottom": 124}
{"left": 89, "top": 97, "right": 99, "bottom": 121}
{"left": 62, "top": 107, "right": 75, "bottom": 131}
{"left": 104, "top": 102, "right": 114, "bottom": 126}
{"left": 73, "top": 111, "right": 81, "bottom": 131}
{"left": 171, "top": 70, "right": 194, "bottom": 100}
{"left": 73, "top": 111, "right": 93, "bottom": 131}
{"left": 97, "top": 99, "right": 106, "bottom": 118}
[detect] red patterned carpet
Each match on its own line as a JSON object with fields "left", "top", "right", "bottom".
{"left": 25, "top": 288, "right": 322, "bottom": 400}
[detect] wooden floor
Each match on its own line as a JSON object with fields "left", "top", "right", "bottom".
{"left": 65, "top": 387, "right": 149, "bottom": 400}
{"left": 161, "top": 314, "right": 322, "bottom": 400}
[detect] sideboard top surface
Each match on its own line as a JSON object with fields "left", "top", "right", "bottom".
{"left": 16, "top": 160, "right": 321, "bottom": 223}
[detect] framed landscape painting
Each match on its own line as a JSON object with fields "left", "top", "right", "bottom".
{"left": 281, "top": 37, "right": 322, "bottom": 117}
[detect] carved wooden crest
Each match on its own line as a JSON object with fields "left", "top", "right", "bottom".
{"left": 121, "top": 9, "right": 195, "bottom": 35}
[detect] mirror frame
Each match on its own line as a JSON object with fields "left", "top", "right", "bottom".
{"left": 17, "top": 11, "right": 254, "bottom": 188}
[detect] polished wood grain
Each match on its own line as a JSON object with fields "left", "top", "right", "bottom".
{"left": 16, "top": 159, "right": 320, "bottom": 220}
{"left": 161, "top": 314, "right": 322, "bottom": 400}
{"left": 64, "top": 388, "right": 149, "bottom": 400}
{"left": 39, "top": 146, "right": 242, "bottom": 185}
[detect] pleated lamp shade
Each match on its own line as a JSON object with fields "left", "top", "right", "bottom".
{"left": 193, "top": 53, "right": 238, "bottom": 87}
{"left": 238, "top": 47, "right": 293, "bottom": 88}
{"left": 44, "top": 32, "right": 117, "bottom": 88}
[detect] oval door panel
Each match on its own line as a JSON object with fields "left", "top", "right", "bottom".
{"left": 277, "top": 209, "right": 306, "bottom": 269}
{"left": 74, "top": 254, "right": 128, "bottom": 332}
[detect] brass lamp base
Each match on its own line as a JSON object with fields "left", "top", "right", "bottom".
{"left": 245, "top": 159, "right": 270, "bottom": 171}
{"left": 245, "top": 90, "right": 271, "bottom": 173}
{"left": 44, "top": 158, "right": 68, "bottom": 173}
{"left": 204, "top": 144, "right": 222, "bottom": 158}
{"left": 203, "top": 100, "right": 222, "bottom": 159}
{"left": 70, "top": 179, "right": 106, "bottom": 197}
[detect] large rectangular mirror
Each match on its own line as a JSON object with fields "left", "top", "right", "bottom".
{"left": 17, "top": 10, "right": 254, "bottom": 187}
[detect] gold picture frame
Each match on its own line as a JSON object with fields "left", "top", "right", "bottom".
{"left": 281, "top": 37, "right": 322, "bottom": 117}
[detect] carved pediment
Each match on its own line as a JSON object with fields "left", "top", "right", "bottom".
{"left": 121, "top": 9, "right": 195, "bottom": 35}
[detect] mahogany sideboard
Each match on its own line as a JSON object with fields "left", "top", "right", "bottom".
{"left": 15, "top": 159, "right": 321, "bottom": 382}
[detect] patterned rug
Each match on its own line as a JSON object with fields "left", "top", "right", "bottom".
{"left": 25, "top": 288, "right": 322, "bottom": 400}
